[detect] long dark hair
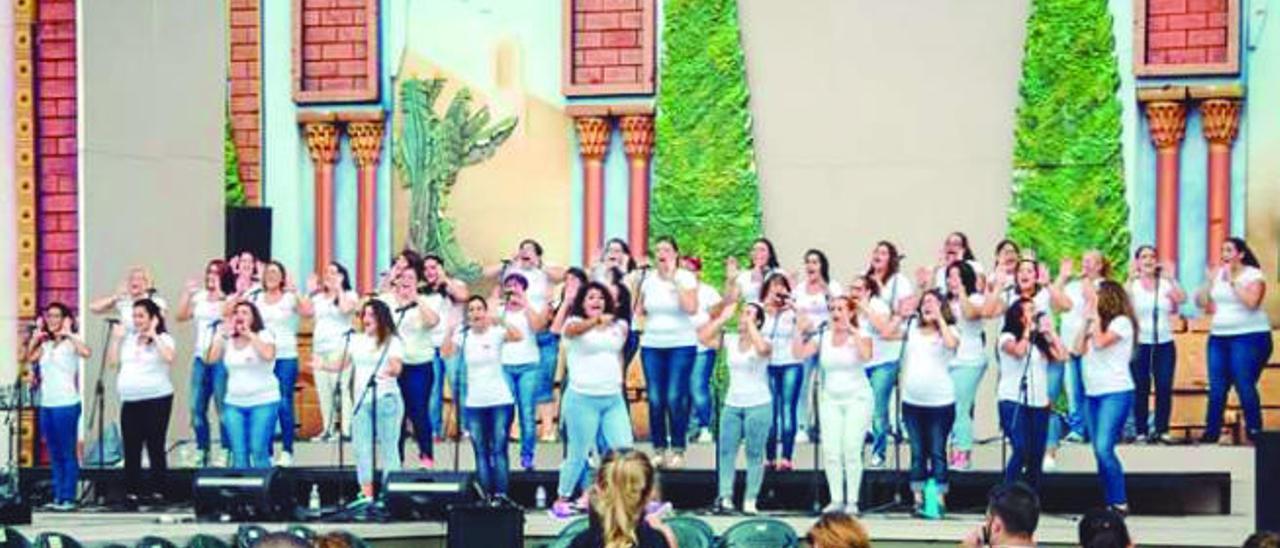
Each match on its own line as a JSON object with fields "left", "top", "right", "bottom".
{"left": 395, "top": 249, "right": 424, "bottom": 277}
{"left": 608, "top": 268, "right": 633, "bottom": 321}
{"left": 570, "top": 281, "right": 618, "bottom": 319}
{"left": 43, "top": 302, "right": 77, "bottom": 337}
{"left": 362, "top": 299, "right": 397, "bottom": 346}
{"left": 654, "top": 235, "right": 679, "bottom": 255}
{"left": 1096, "top": 280, "right": 1137, "bottom": 350}
{"left": 753, "top": 238, "right": 780, "bottom": 270}
{"left": 420, "top": 254, "right": 448, "bottom": 296}
{"left": 865, "top": 240, "right": 902, "bottom": 279}
{"left": 1001, "top": 298, "right": 1053, "bottom": 359}
{"left": 327, "top": 261, "right": 352, "bottom": 305}
{"left": 995, "top": 239, "right": 1021, "bottom": 261}
{"left": 805, "top": 249, "right": 830, "bottom": 284}
{"left": 231, "top": 301, "right": 266, "bottom": 333}
{"left": 133, "top": 298, "right": 168, "bottom": 334}
{"left": 264, "top": 260, "right": 288, "bottom": 291}
{"left": 1225, "top": 237, "right": 1261, "bottom": 268}
{"left": 605, "top": 238, "right": 637, "bottom": 272}
{"left": 916, "top": 289, "right": 955, "bottom": 329}
{"left": 949, "top": 231, "right": 976, "bottom": 262}
{"left": 946, "top": 260, "right": 979, "bottom": 300}
{"left": 761, "top": 272, "right": 792, "bottom": 304}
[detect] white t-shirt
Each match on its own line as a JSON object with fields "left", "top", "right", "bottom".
{"left": 117, "top": 333, "right": 175, "bottom": 402}
{"left": 1129, "top": 279, "right": 1176, "bottom": 344}
{"left": 692, "top": 283, "right": 722, "bottom": 353}
{"left": 426, "top": 294, "right": 455, "bottom": 348}
{"left": 900, "top": 327, "right": 955, "bottom": 407}
{"left": 312, "top": 291, "right": 357, "bottom": 355}
{"left": 1059, "top": 279, "right": 1099, "bottom": 351}
{"left": 734, "top": 268, "right": 785, "bottom": 303}
{"left": 191, "top": 290, "right": 224, "bottom": 357}
{"left": 454, "top": 327, "right": 514, "bottom": 408}
{"left": 254, "top": 292, "right": 299, "bottom": 359}
{"left": 999, "top": 287, "right": 1051, "bottom": 332}
{"left": 794, "top": 280, "right": 844, "bottom": 326}
{"left": 383, "top": 294, "right": 439, "bottom": 365}
{"left": 818, "top": 330, "right": 871, "bottom": 401}
{"left": 950, "top": 294, "right": 987, "bottom": 365}
{"left": 996, "top": 332, "right": 1051, "bottom": 407}
{"left": 723, "top": 334, "right": 771, "bottom": 408}
{"left": 860, "top": 298, "right": 896, "bottom": 366}
{"left": 874, "top": 273, "right": 916, "bottom": 358}
{"left": 500, "top": 308, "right": 541, "bottom": 365}
{"left": 934, "top": 260, "right": 985, "bottom": 290}
{"left": 761, "top": 309, "right": 801, "bottom": 365}
{"left": 222, "top": 331, "right": 281, "bottom": 407}
{"left": 564, "top": 318, "right": 628, "bottom": 396}
{"left": 1082, "top": 317, "right": 1136, "bottom": 396}
{"left": 639, "top": 270, "right": 698, "bottom": 348}
{"left": 115, "top": 295, "right": 169, "bottom": 334}
{"left": 1208, "top": 266, "right": 1271, "bottom": 336}
{"left": 350, "top": 333, "right": 404, "bottom": 398}
{"left": 509, "top": 266, "right": 550, "bottom": 313}
{"left": 38, "top": 339, "right": 81, "bottom": 408}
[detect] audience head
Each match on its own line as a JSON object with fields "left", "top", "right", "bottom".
{"left": 806, "top": 512, "right": 871, "bottom": 548}
{"left": 984, "top": 482, "right": 1040, "bottom": 546}
{"left": 249, "top": 532, "right": 309, "bottom": 548}
{"left": 1244, "top": 531, "right": 1280, "bottom": 548}
{"left": 590, "top": 449, "right": 657, "bottom": 548}
{"left": 1078, "top": 508, "right": 1133, "bottom": 548}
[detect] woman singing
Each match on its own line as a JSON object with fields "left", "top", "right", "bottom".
{"left": 381, "top": 265, "right": 442, "bottom": 467}
{"left": 1196, "top": 238, "right": 1273, "bottom": 443}
{"left": 252, "top": 261, "right": 314, "bottom": 466}
{"left": 724, "top": 238, "right": 783, "bottom": 305}
{"left": 759, "top": 273, "right": 803, "bottom": 470}
{"left": 898, "top": 289, "right": 958, "bottom": 518}
{"left": 684, "top": 256, "right": 723, "bottom": 444}
{"left": 932, "top": 232, "right": 985, "bottom": 290}
{"left": 942, "top": 261, "right": 987, "bottom": 471}
{"left": 997, "top": 298, "right": 1067, "bottom": 491}
{"left": 496, "top": 273, "right": 550, "bottom": 471}
{"left": 1075, "top": 280, "right": 1137, "bottom": 514}
{"left": 90, "top": 266, "right": 168, "bottom": 332}
{"left": 422, "top": 254, "right": 468, "bottom": 443}
{"left": 863, "top": 241, "right": 914, "bottom": 468}
{"left": 794, "top": 249, "right": 842, "bottom": 444}
{"left": 1053, "top": 251, "right": 1108, "bottom": 446}
{"left": 24, "top": 303, "right": 90, "bottom": 511}
{"left": 336, "top": 300, "right": 405, "bottom": 505}
{"left": 207, "top": 301, "right": 278, "bottom": 469}
{"left": 309, "top": 262, "right": 359, "bottom": 442}
{"left": 700, "top": 302, "right": 770, "bottom": 515}
{"left": 176, "top": 259, "right": 229, "bottom": 466}
{"left": 107, "top": 299, "right": 174, "bottom": 506}
{"left": 636, "top": 236, "right": 699, "bottom": 468}
{"left": 794, "top": 296, "right": 872, "bottom": 514}
{"left": 1128, "top": 246, "right": 1185, "bottom": 443}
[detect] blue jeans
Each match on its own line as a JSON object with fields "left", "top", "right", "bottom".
{"left": 1065, "top": 356, "right": 1091, "bottom": 440}
{"left": 1131, "top": 342, "right": 1176, "bottom": 436}
{"left": 717, "top": 404, "right": 770, "bottom": 503}
{"left": 866, "top": 362, "right": 899, "bottom": 460}
{"left": 429, "top": 350, "right": 446, "bottom": 436}
{"left": 224, "top": 401, "right": 279, "bottom": 469}
{"left": 40, "top": 404, "right": 80, "bottom": 503}
{"left": 1205, "top": 332, "right": 1273, "bottom": 440}
{"left": 999, "top": 401, "right": 1049, "bottom": 491}
{"left": 190, "top": 357, "right": 228, "bottom": 452}
{"left": 1044, "top": 361, "right": 1066, "bottom": 450}
{"left": 641, "top": 346, "right": 696, "bottom": 450}
{"left": 796, "top": 356, "right": 818, "bottom": 435}
{"left": 690, "top": 349, "right": 718, "bottom": 431}
{"left": 354, "top": 393, "right": 405, "bottom": 487}
{"left": 536, "top": 333, "right": 560, "bottom": 403}
{"left": 557, "top": 390, "right": 633, "bottom": 497}
{"left": 466, "top": 404, "right": 514, "bottom": 496}
{"left": 949, "top": 363, "right": 986, "bottom": 451}
{"left": 767, "top": 364, "right": 803, "bottom": 461}
{"left": 398, "top": 362, "right": 434, "bottom": 459}
{"left": 503, "top": 362, "right": 541, "bottom": 462}
{"left": 902, "top": 402, "right": 954, "bottom": 492}
{"left": 273, "top": 358, "right": 299, "bottom": 452}
{"left": 1087, "top": 391, "right": 1133, "bottom": 506}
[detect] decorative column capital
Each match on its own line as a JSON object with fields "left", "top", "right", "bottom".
{"left": 620, "top": 115, "right": 654, "bottom": 161}
{"left": 1199, "top": 99, "right": 1241, "bottom": 146}
{"left": 574, "top": 116, "right": 612, "bottom": 162}
{"left": 348, "top": 120, "right": 385, "bottom": 169}
{"left": 303, "top": 121, "right": 341, "bottom": 165}
{"left": 1143, "top": 101, "right": 1187, "bottom": 150}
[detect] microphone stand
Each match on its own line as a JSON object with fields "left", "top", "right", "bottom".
{"left": 451, "top": 328, "right": 470, "bottom": 474}
{"left": 1148, "top": 271, "right": 1160, "bottom": 443}
{"left": 349, "top": 334, "right": 395, "bottom": 519}
{"left": 333, "top": 329, "right": 355, "bottom": 506}
{"left": 84, "top": 318, "right": 117, "bottom": 505}
{"left": 809, "top": 322, "right": 827, "bottom": 515}
{"left": 865, "top": 312, "right": 915, "bottom": 515}
{"left": 1010, "top": 329, "right": 1036, "bottom": 483}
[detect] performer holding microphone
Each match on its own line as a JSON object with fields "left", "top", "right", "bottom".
{"left": 863, "top": 241, "right": 914, "bottom": 469}
{"left": 207, "top": 301, "right": 278, "bottom": 469}
{"left": 24, "top": 303, "right": 90, "bottom": 511}
{"left": 760, "top": 273, "right": 802, "bottom": 470}
{"left": 997, "top": 298, "right": 1067, "bottom": 491}
{"left": 1128, "top": 246, "right": 1184, "bottom": 443}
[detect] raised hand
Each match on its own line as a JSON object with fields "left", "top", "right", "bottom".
{"left": 185, "top": 279, "right": 201, "bottom": 294}
{"left": 1057, "top": 257, "right": 1073, "bottom": 284}
{"left": 1036, "top": 262, "right": 1051, "bottom": 286}
{"left": 724, "top": 257, "right": 740, "bottom": 281}
{"left": 914, "top": 266, "right": 932, "bottom": 289}
{"left": 307, "top": 273, "right": 321, "bottom": 294}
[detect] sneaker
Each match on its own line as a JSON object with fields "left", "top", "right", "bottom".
{"left": 550, "top": 499, "right": 578, "bottom": 519}
{"left": 955, "top": 451, "right": 972, "bottom": 471}
{"left": 742, "top": 500, "right": 758, "bottom": 515}
{"left": 868, "top": 454, "right": 885, "bottom": 469}
{"left": 1042, "top": 454, "right": 1058, "bottom": 472}
{"left": 843, "top": 503, "right": 860, "bottom": 516}
{"left": 419, "top": 455, "right": 435, "bottom": 469}
{"left": 1063, "top": 431, "right": 1087, "bottom": 444}
{"left": 775, "top": 459, "right": 793, "bottom": 472}
{"left": 345, "top": 494, "right": 372, "bottom": 509}
{"left": 651, "top": 451, "right": 667, "bottom": 468}
{"left": 1155, "top": 432, "right": 1178, "bottom": 445}
{"left": 696, "top": 428, "right": 714, "bottom": 444}
{"left": 573, "top": 492, "right": 590, "bottom": 511}
{"left": 53, "top": 501, "right": 76, "bottom": 512}
{"left": 216, "top": 449, "right": 231, "bottom": 468}
{"left": 796, "top": 430, "right": 810, "bottom": 444}
{"left": 822, "top": 501, "right": 843, "bottom": 514}
{"left": 540, "top": 431, "right": 557, "bottom": 443}
{"left": 666, "top": 452, "right": 685, "bottom": 469}
{"left": 716, "top": 497, "right": 735, "bottom": 514}
{"left": 276, "top": 451, "right": 294, "bottom": 467}
{"left": 645, "top": 501, "right": 672, "bottom": 518}
{"left": 40, "top": 502, "right": 59, "bottom": 511}
{"left": 521, "top": 454, "right": 535, "bottom": 471}
{"left": 948, "top": 450, "right": 961, "bottom": 468}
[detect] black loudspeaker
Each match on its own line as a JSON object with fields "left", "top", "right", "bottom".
{"left": 446, "top": 503, "right": 524, "bottom": 548}
{"left": 384, "top": 471, "right": 476, "bottom": 520}
{"left": 1258, "top": 431, "right": 1280, "bottom": 531}
{"left": 193, "top": 468, "right": 293, "bottom": 522}
{"left": 225, "top": 206, "right": 272, "bottom": 261}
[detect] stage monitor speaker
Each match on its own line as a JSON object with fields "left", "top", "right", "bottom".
{"left": 384, "top": 471, "right": 476, "bottom": 521}
{"left": 446, "top": 503, "right": 524, "bottom": 548}
{"left": 1258, "top": 431, "right": 1280, "bottom": 531}
{"left": 225, "top": 206, "right": 272, "bottom": 261}
{"left": 194, "top": 468, "right": 293, "bottom": 522}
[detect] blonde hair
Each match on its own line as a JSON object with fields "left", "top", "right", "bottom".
{"left": 808, "top": 512, "right": 871, "bottom": 548}
{"left": 127, "top": 265, "right": 155, "bottom": 291}
{"left": 591, "top": 450, "right": 656, "bottom": 548}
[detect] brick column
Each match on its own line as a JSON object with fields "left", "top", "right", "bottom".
{"left": 34, "top": 0, "right": 79, "bottom": 309}
{"left": 348, "top": 116, "right": 384, "bottom": 294}
{"left": 620, "top": 114, "right": 653, "bottom": 260}
{"left": 1198, "top": 98, "right": 1241, "bottom": 265}
{"left": 1140, "top": 89, "right": 1187, "bottom": 268}
{"left": 302, "top": 119, "right": 340, "bottom": 274}
{"left": 574, "top": 116, "right": 611, "bottom": 265}
{"left": 229, "top": 0, "right": 262, "bottom": 204}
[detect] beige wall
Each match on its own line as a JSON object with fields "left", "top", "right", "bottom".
{"left": 738, "top": 0, "right": 1028, "bottom": 277}
{"left": 81, "top": 0, "right": 226, "bottom": 443}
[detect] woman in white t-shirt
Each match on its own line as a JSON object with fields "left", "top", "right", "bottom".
{"left": 897, "top": 289, "right": 958, "bottom": 518}
{"left": 997, "top": 297, "right": 1067, "bottom": 492}
{"left": 442, "top": 296, "right": 523, "bottom": 499}
{"left": 90, "top": 266, "right": 169, "bottom": 334}
{"left": 941, "top": 261, "right": 987, "bottom": 471}
{"left": 932, "top": 231, "right": 985, "bottom": 290}
{"left": 106, "top": 298, "right": 175, "bottom": 503}
{"left": 176, "top": 259, "right": 229, "bottom": 466}
{"left": 422, "top": 253, "right": 469, "bottom": 445}
{"left": 699, "top": 302, "right": 771, "bottom": 515}
{"left": 308, "top": 262, "right": 359, "bottom": 442}
{"left": 793, "top": 249, "right": 842, "bottom": 445}
{"left": 862, "top": 241, "right": 914, "bottom": 467}
{"left": 1127, "top": 245, "right": 1185, "bottom": 443}
{"left": 550, "top": 281, "right": 634, "bottom": 518}
{"left": 207, "top": 301, "right": 278, "bottom": 469}
{"left": 794, "top": 296, "right": 873, "bottom": 515}
{"left": 682, "top": 256, "right": 723, "bottom": 444}
{"left": 252, "top": 260, "right": 315, "bottom": 466}
{"left": 760, "top": 273, "right": 804, "bottom": 470}
{"left": 380, "top": 265, "right": 443, "bottom": 468}
{"left": 987, "top": 239, "right": 1021, "bottom": 293}
{"left": 1196, "top": 237, "right": 1273, "bottom": 443}
{"left": 1074, "top": 280, "right": 1137, "bottom": 514}
{"left": 496, "top": 272, "right": 549, "bottom": 471}
{"left": 1048, "top": 251, "right": 1108, "bottom": 449}
{"left": 24, "top": 302, "right": 90, "bottom": 511}
{"left": 724, "top": 237, "right": 783, "bottom": 304}
{"left": 636, "top": 236, "right": 699, "bottom": 468}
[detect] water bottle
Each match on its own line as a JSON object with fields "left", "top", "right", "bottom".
{"left": 535, "top": 485, "right": 547, "bottom": 509}
{"left": 308, "top": 484, "right": 321, "bottom": 511}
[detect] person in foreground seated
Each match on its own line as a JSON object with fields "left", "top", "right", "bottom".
{"left": 961, "top": 482, "right": 1040, "bottom": 548}
{"left": 571, "top": 450, "right": 676, "bottom": 548}
{"left": 806, "top": 511, "right": 871, "bottom": 548}
{"left": 1077, "top": 508, "right": 1133, "bottom": 548}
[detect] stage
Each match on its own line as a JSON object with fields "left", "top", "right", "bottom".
{"left": 9, "top": 438, "right": 1259, "bottom": 547}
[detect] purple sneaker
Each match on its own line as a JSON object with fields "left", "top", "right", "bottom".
{"left": 521, "top": 454, "right": 535, "bottom": 471}
{"left": 550, "top": 499, "right": 578, "bottom": 519}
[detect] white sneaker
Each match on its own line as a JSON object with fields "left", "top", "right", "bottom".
{"left": 1042, "top": 454, "right": 1057, "bottom": 472}
{"left": 651, "top": 451, "right": 666, "bottom": 468}
{"left": 843, "top": 503, "right": 860, "bottom": 516}
{"left": 868, "top": 454, "right": 885, "bottom": 469}
{"left": 217, "top": 449, "right": 231, "bottom": 468}
{"left": 276, "top": 451, "right": 294, "bottom": 467}
{"left": 696, "top": 428, "right": 714, "bottom": 444}
{"left": 796, "top": 430, "right": 810, "bottom": 444}
{"left": 742, "top": 500, "right": 758, "bottom": 515}
{"left": 822, "top": 501, "right": 843, "bottom": 514}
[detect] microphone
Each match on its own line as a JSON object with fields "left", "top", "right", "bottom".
{"left": 106, "top": 318, "right": 121, "bottom": 325}
{"left": 344, "top": 327, "right": 357, "bottom": 336}
{"left": 396, "top": 301, "right": 419, "bottom": 314}
{"left": 246, "top": 287, "right": 264, "bottom": 300}
{"left": 210, "top": 319, "right": 222, "bottom": 329}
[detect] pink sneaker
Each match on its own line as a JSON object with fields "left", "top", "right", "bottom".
{"left": 419, "top": 455, "right": 435, "bottom": 469}
{"left": 955, "top": 451, "right": 971, "bottom": 471}
{"left": 550, "top": 499, "right": 578, "bottom": 519}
